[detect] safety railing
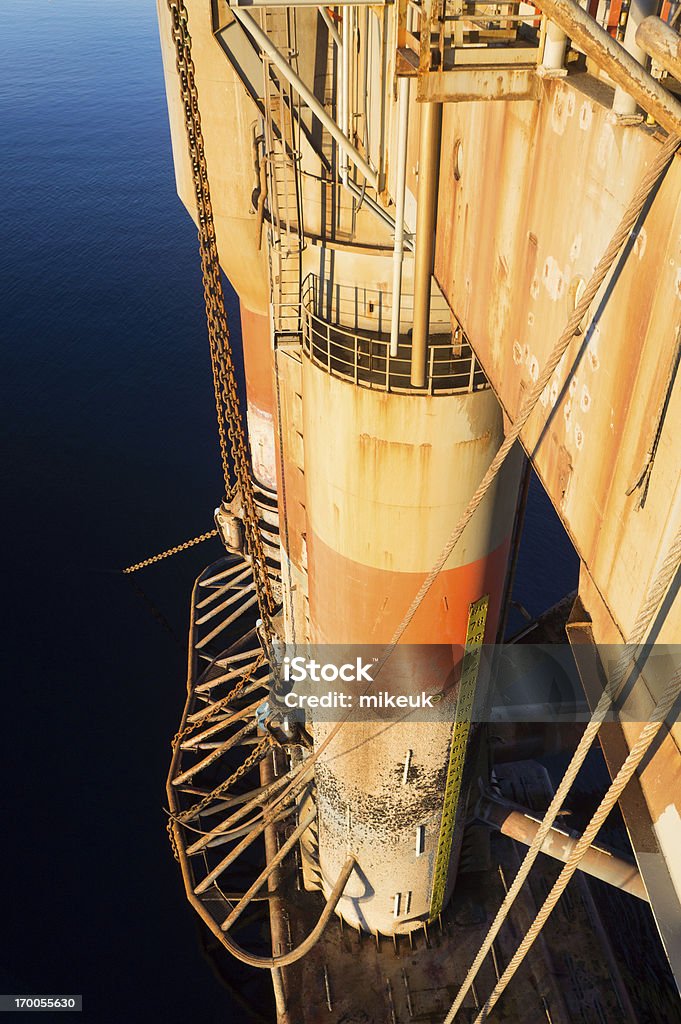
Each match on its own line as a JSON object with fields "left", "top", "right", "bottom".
{"left": 440, "top": 0, "right": 543, "bottom": 68}
{"left": 301, "top": 274, "right": 488, "bottom": 394}
{"left": 396, "top": 0, "right": 544, "bottom": 77}
{"left": 166, "top": 554, "right": 352, "bottom": 973}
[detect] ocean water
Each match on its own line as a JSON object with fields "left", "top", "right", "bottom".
{"left": 1, "top": 2, "right": 577, "bottom": 1021}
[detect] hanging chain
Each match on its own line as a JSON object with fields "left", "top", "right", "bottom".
{"left": 166, "top": 818, "right": 180, "bottom": 861}
{"left": 176, "top": 735, "right": 275, "bottom": 824}
{"left": 171, "top": 653, "right": 266, "bottom": 750}
{"left": 166, "top": 0, "right": 275, "bottom": 638}
{"left": 121, "top": 528, "right": 219, "bottom": 574}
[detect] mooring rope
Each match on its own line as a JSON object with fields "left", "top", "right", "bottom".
{"left": 444, "top": 523, "right": 681, "bottom": 1022}
{"left": 257, "top": 132, "right": 681, "bottom": 880}
{"left": 441, "top": 132, "right": 681, "bottom": 1022}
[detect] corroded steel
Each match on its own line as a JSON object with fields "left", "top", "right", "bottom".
{"left": 535, "top": 0, "right": 681, "bottom": 132}
{"left": 476, "top": 791, "right": 648, "bottom": 900}
{"left": 435, "top": 78, "right": 681, "bottom": 645}
{"left": 637, "top": 16, "right": 681, "bottom": 82}
{"left": 164, "top": 0, "right": 275, "bottom": 631}
{"left": 155, "top": 1, "right": 681, "bottom": 1014}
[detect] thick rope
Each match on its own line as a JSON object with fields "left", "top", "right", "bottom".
{"left": 473, "top": 663, "right": 681, "bottom": 1021}
{"left": 444, "top": 524, "right": 681, "bottom": 1022}
{"left": 390, "top": 130, "right": 679, "bottom": 655}
{"left": 442, "top": 130, "right": 681, "bottom": 1021}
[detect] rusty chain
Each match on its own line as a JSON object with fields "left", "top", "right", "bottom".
{"left": 122, "top": 528, "right": 219, "bottom": 574}
{"left": 166, "top": 818, "right": 181, "bottom": 861}
{"left": 176, "top": 735, "right": 275, "bottom": 824}
{"left": 167, "top": 733, "right": 273, "bottom": 859}
{"left": 166, "top": 0, "right": 275, "bottom": 639}
{"left": 171, "top": 652, "right": 266, "bottom": 750}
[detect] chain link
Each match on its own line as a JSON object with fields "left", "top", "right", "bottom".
{"left": 122, "top": 529, "right": 219, "bottom": 574}
{"left": 171, "top": 652, "right": 266, "bottom": 750}
{"left": 166, "top": 0, "right": 275, "bottom": 639}
{"left": 176, "top": 735, "right": 274, "bottom": 824}
{"left": 167, "top": 818, "right": 180, "bottom": 861}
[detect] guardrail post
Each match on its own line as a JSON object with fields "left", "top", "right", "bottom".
{"left": 612, "top": 0, "right": 659, "bottom": 117}
{"left": 468, "top": 352, "right": 476, "bottom": 392}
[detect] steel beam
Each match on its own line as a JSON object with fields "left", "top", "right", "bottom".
{"left": 636, "top": 16, "right": 681, "bottom": 82}
{"left": 417, "top": 67, "right": 541, "bottom": 103}
{"left": 477, "top": 791, "right": 648, "bottom": 900}
{"left": 536, "top": 0, "right": 681, "bottom": 133}
{"left": 233, "top": 8, "right": 379, "bottom": 187}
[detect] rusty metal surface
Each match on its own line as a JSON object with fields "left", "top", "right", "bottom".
{"left": 435, "top": 73, "right": 681, "bottom": 646}
{"left": 535, "top": 0, "right": 681, "bottom": 134}
{"left": 476, "top": 790, "right": 648, "bottom": 900}
{"left": 417, "top": 67, "right": 541, "bottom": 103}
{"left": 275, "top": 758, "right": 644, "bottom": 1024}
{"left": 637, "top": 17, "right": 681, "bottom": 83}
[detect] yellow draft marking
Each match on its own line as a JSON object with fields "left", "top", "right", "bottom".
{"left": 429, "top": 595, "right": 489, "bottom": 920}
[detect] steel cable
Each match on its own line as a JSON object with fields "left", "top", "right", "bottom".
{"left": 262, "top": 131, "right": 681, "bottom": 848}
{"left": 472, "top": 661, "right": 681, "bottom": 1021}
{"left": 444, "top": 523, "right": 681, "bottom": 1022}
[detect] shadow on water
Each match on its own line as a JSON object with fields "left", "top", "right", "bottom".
{"left": 1, "top": 1, "right": 269, "bottom": 1020}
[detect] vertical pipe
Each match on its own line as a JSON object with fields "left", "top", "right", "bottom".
{"left": 542, "top": 20, "right": 568, "bottom": 70}
{"left": 341, "top": 5, "right": 351, "bottom": 184}
{"left": 390, "top": 77, "right": 410, "bottom": 358}
{"left": 612, "top": 0, "right": 661, "bottom": 116}
{"left": 411, "top": 102, "right": 442, "bottom": 388}
{"left": 260, "top": 743, "right": 291, "bottom": 1022}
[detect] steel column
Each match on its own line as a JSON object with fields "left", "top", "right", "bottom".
{"left": 536, "top": 0, "right": 681, "bottom": 133}
{"left": 390, "top": 77, "right": 410, "bottom": 357}
{"left": 410, "top": 101, "right": 442, "bottom": 387}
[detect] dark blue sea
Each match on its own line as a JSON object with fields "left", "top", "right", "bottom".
{"left": 0, "top": 2, "right": 578, "bottom": 1021}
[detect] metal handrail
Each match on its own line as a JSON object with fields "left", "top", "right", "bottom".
{"left": 301, "top": 274, "right": 488, "bottom": 395}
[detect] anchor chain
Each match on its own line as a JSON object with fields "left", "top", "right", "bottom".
{"left": 176, "top": 735, "right": 275, "bottom": 824}
{"left": 171, "top": 652, "right": 267, "bottom": 750}
{"left": 166, "top": 0, "right": 275, "bottom": 640}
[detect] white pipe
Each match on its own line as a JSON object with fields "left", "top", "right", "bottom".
{"left": 389, "top": 76, "right": 410, "bottom": 358}
{"left": 233, "top": 7, "right": 377, "bottom": 188}
{"left": 542, "top": 20, "right": 567, "bottom": 70}
{"left": 340, "top": 5, "right": 351, "bottom": 183}
{"left": 612, "top": 0, "right": 659, "bottom": 116}
{"left": 345, "top": 176, "right": 413, "bottom": 249}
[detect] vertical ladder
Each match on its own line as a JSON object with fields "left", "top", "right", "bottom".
{"left": 263, "top": 9, "right": 304, "bottom": 339}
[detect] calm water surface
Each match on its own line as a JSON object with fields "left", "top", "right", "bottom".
{"left": 0, "top": 2, "right": 576, "bottom": 1021}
